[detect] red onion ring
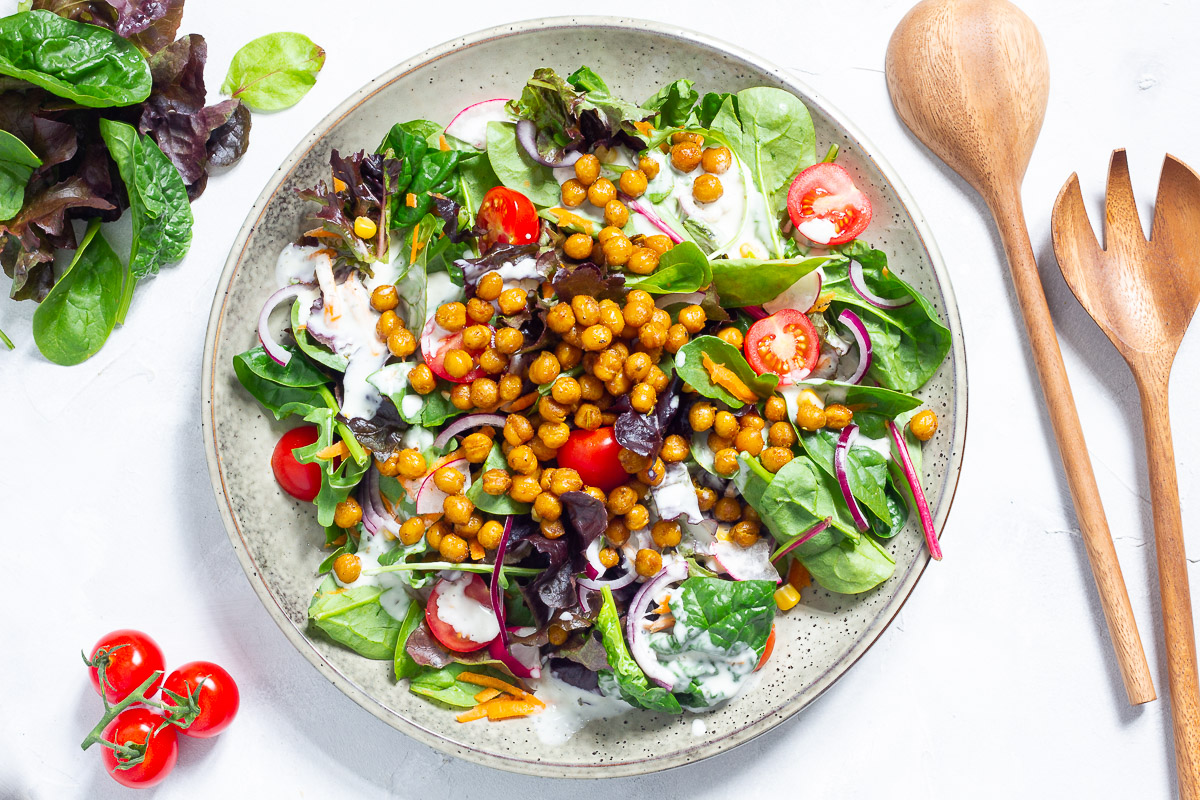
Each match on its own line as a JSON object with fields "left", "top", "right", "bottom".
{"left": 835, "top": 424, "right": 870, "bottom": 531}
{"left": 849, "top": 261, "right": 913, "bottom": 309}
{"left": 515, "top": 119, "right": 583, "bottom": 168}
{"left": 770, "top": 517, "right": 832, "bottom": 564}
{"left": 258, "top": 285, "right": 307, "bottom": 366}
{"left": 489, "top": 516, "right": 515, "bottom": 651}
{"left": 433, "top": 413, "right": 506, "bottom": 451}
{"left": 626, "top": 561, "right": 688, "bottom": 690}
{"left": 622, "top": 194, "right": 684, "bottom": 243}
{"left": 887, "top": 420, "right": 942, "bottom": 561}
{"left": 363, "top": 468, "right": 400, "bottom": 536}
{"left": 837, "top": 308, "right": 873, "bottom": 385}
{"left": 488, "top": 626, "right": 540, "bottom": 679}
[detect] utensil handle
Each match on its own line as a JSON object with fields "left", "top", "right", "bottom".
{"left": 1137, "top": 373, "right": 1200, "bottom": 799}
{"left": 992, "top": 194, "right": 1157, "bottom": 705}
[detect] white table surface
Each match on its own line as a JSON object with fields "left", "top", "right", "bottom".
{"left": 2, "top": 0, "right": 1197, "bottom": 796}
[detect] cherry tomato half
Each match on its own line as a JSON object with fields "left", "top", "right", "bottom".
{"left": 745, "top": 309, "right": 820, "bottom": 386}
{"left": 477, "top": 186, "right": 539, "bottom": 253}
{"left": 556, "top": 427, "right": 625, "bottom": 492}
{"left": 421, "top": 318, "right": 493, "bottom": 384}
{"left": 786, "top": 163, "right": 872, "bottom": 246}
{"left": 755, "top": 626, "right": 776, "bottom": 672}
{"left": 425, "top": 574, "right": 495, "bottom": 653}
{"left": 87, "top": 630, "right": 165, "bottom": 704}
{"left": 271, "top": 425, "right": 322, "bottom": 502}
{"left": 101, "top": 707, "right": 178, "bottom": 789}
{"left": 162, "top": 661, "right": 240, "bottom": 738}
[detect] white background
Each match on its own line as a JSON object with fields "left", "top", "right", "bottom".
{"left": 1, "top": 0, "right": 1197, "bottom": 797}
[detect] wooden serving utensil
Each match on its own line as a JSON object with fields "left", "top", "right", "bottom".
{"left": 1052, "top": 149, "right": 1200, "bottom": 799}
{"left": 885, "top": 0, "right": 1157, "bottom": 706}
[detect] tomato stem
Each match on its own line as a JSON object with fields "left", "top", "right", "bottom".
{"left": 80, "top": 670, "right": 203, "bottom": 760}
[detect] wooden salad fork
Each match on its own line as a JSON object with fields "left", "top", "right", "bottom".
{"left": 1052, "top": 149, "right": 1200, "bottom": 799}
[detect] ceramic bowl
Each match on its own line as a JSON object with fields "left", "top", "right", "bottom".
{"left": 201, "top": 16, "right": 967, "bottom": 778}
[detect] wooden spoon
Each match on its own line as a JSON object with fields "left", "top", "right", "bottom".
{"left": 885, "top": 0, "right": 1156, "bottom": 706}
{"left": 1053, "top": 149, "right": 1200, "bottom": 799}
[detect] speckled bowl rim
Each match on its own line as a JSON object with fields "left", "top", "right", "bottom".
{"left": 201, "top": 15, "right": 968, "bottom": 779}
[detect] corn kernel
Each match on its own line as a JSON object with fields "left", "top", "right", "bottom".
{"left": 774, "top": 584, "right": 801, "bottom": 611}
{"left": 354, "top": 215, "right": 378, "bottom": 239}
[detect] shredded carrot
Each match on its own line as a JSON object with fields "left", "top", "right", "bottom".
{"left": 303, "top": 228, "right": 341, "bottom": 239}
{"left": 484, "top": 699, "right": 544, "bottom": 721}
{"left": 438, "top": 135, "right": 450, "bottom": 152}
{"left": 455, "top": 706, "right": 490, "bottom": 723}
{"left": 332, "top": 177, "right": 348, "bottom": 193}
{"left": 547, "top": 207, "right": 595, "bottom": 234}
{"left": 469, "top": 540, "right": 485, "bottom": 561}
{"left": 379, "top": 492, "right": 394, "bottom": 516}
{"left": 473, "top": 687, "right": 502, "bottom": 703}
{"left": 410, "top": 234, "right": 420, "bottom": 264}
{"left": 701, "top": 353, "right": 759, "bottom": 404}
{"left": 326, "top": 533, "right": 347, "bottom": 548}
{"left": 633, "top": 120, "right": 654, "bottom": 136}
{"left": 647, "top": 615, "right": 675, "bottom": 633}
{"left": 787, "top": 559, "right": 812, "bottom": 591}
{"left": 457, "top": 672, "right": 540, "bottom": 703}
{"left": 315, "top": 441, "right": 349, "bottom": 461}
{"left": 503, "top": 392, "right": 539, "bottom": 412}
{"left": 406, "top": 192, "right": 418, "bottom": 208}
{"left": 811, "top": 291, "right": 835, "bottom": 313}
{"left": 653, "top": 599, "right": 671, "bottom": 615}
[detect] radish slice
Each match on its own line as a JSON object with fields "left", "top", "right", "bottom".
{"left": 579, "top": 537, "right": 638, "bottom": 589}
{"left": 516, "top": 119, "right": 583, "bottom": 168}
{"left": 654, "top": 292, "right": 706, "bottom": 310}
{"left": 433, "top": 413, "right": 506, "bottom": 451}
{"left": 835, "top": 424, "right": 870, "bottom": 531}
{"left": 837, "top": 309, "right": 872, "bottom": 385}
{"left": 887, "top": 420, "right": 942, "bottom": 561}
{"left": 712, "top": 539, "right": 781, "bottom": 583}
{"left": 764, "top": 269, "right": 823, "bottom": 315}
{"left": 770, "top": 517, "right": 832, "bottom": 564}
{"left": 584, "top": 538, "right": 604, "bottom": 579}
{"left": 258, "top": 285, "right": 306, "bottom": 366}
{"left": 849, "top": 261, "right": 913, "bottom": 309}
{"left": 626, "top": 561, "right": 688, "bottom": 690}
{"left": 489, "top": 626, "right": 541, "bottom": 679}
{"left": 444, "top": 98, "right": 512, "bottom": 151}
{"left": 413, "top": 457, "right": 470, "bottom": 514}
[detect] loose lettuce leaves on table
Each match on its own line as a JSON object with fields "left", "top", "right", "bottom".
{"left": 0, "top": 130, "right": 41, "bottom": 221}
{"left": 308, "top": 576, "right": 402, "bottom": 660}
{"left": 220, "top": 32, "right": 325, "bottom": 112}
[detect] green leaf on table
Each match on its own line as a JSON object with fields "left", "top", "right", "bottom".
{"left": 308, "top": 576, "right": 401, "bottom": 660}
{"left": 0, "top": 130, "right": 41, "bottom": 222}
{"left": 674, "top": 335, "right": 777, "bottom": 409}
{"left": 221, "top": 32, "right": 325, "bottom": 112}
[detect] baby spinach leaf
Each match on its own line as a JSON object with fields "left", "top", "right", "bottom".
{"left": 31, "top": 220, "right": 126, "bottom": 366}
{"left": 409, "top": 663, "right": 510, "bottom": 708}
{"left": 695, "top": 91, "right": 735, "bottom": 128}
{"left": 799, "top": 533, "right": 895, "bottom": 594}
{"left": 709, "top": 254, "right": 839, "bottom": 308}
{"left": 377, "top": 123, "right": 463, "bottom": 229}
{"left": 0, "top": 11, "right": 152, "bottom": 108}
{"left": 800, "top": 428, "right": 903, "bottom": 533}
{"left": 221, "top": 32, "right": 325, "bottom": 112}
{"left": 674, "top": 335, "right": 777, "bottom": 409}
{"left": 643, "top": 79, "right": 698, "bottom": 128}
{"left": 0, "top": 130, "right": 41, "bottom": 221}
{"left": 308, "top": 576, "right": 402, "bottom": 660}
{"left": 466, "top": 442, "right": 532, "bottom": 515}
{"left": 393, "top": 600, "right": 426, "bottom": 681}
{"left": 672, "top": 577, "right": 774, "bottom": 656}
{"left": 485, "top": 121, "right": 560, "bottom": 208}
{"left": 624, "top": 241, "right": 712, "bottom": 294}
{"left": 595, "top": 586, "right": 682, "bottom": 714}
{"left": 756, "top": 453, "right": 858, "bottom": 549}
{"left": 367, "top": 362, "right": 462, "bottom": 428}
{"left": 232, "top": 345, "right": 329, "bottom": 420}
{"left": 290, "top": 298, "right": 348, "bottom": 371}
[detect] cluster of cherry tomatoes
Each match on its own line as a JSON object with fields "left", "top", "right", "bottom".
{"left": 85, "top": 629, "right": 239, "bottom": 788}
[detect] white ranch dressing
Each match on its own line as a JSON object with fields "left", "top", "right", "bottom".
{"left": 275, "top": 243, "right": 323, "bottom": 287}
{"left": 331, "top": 530, "right": 412, "bottom": 621}
{"left": 797, "top": 216, "right": 839, "bottom": 245}
{"left": 307, "top": 262, "right": 389, "bottom": 421}
{"left": 433, "top": 574, "right": 499, "bottom": 643}
{"left": 528, "top": 673, "right": 631, "bottom": 745}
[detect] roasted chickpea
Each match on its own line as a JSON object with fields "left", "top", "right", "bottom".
{"left": 671, "top": 305, "right": 703, "bottom": 335}
{"left": 571, "top": 295, "right": 600, "bottom": 327}
{"left": 713, "top": 496, "right": 742, "bottom": 522}
{"left": 333, "top": 553, "right": 362, "bottom": 583}
{"left": 477, "top": 348, "right": 507, "bottom": 376}
{"left": 606, "top": 485, "right": 637, "bottom": 516}
{"left": 638, "top": 154, "right": 661, "bottom": 180}
{"left": 376, "top": 309, "right": 400, "bottom": 340}
{"left": 605, "top": 518, "right": 631, "bottom": 547}
{"left": 665, "top": 323, "right": 689, "bottom": 354}
{"left": 713, "top": 447, "right": 740, "bottom": 476}
{"left": 387, "top": 327, "right": 417, "bottom": 358}
{"left": 626, "top": 246, "right": 659, "bottom": 276}
{"left": 371, "top": 284, "right": 399, "bottom": 312}
{"left": 651, "top": 519, "right": 682, "bottom": 548}
{"left": 433, "top": 466, "right": 466, "bottom": 494}
{"left": 463, "top": 295, "right": 492, "bottom": 324}
{"left": 601, "top": 234, "right": 633, "bottom": 266}
{"left": 625, "top": 503, "right": 650, "bottom": 531}
{"left": 546, "top": 467, "right": 580, "bottom": 496}
{"left": 574, "top": 402, "right": 602, "bottom": 430}
{"left": 574, "top": 153, "right": 601, "bottom": 186}
{"left": 767, "top": 421, "right": 797, "bottom": 448}
{"left": 435, "top": 301, "right": 467, "bottom": 332}
{"left": 503, "top": 414, "right": 534, "bottom": 445}
{"left": 450, "top": 384, "right": 474, "bottom": 411}
{"left": 480, "top": 469, "right": 512, "bottom": 496}
{"left": 528, "top": 351, "right": 561, "bottom": 385}
{"left": 510, "top": 474, "right": 541, "bottom": 503}
{"left": 713, "top": 410, "right": 739, "bottom": 440}
{"left": 580, "top": 324, "right": 612, "bottom": 352}
{"left": 695, "top": 486, "right": 717, "bottom": 512}
{"left": 493, "top": 326, "right": 525, "bottom": 355}
{"left": 730, "top": 520, "right": 761, "bottom": 547}
{"left": 598, "top": 225, "right": 623, "bottom": 244}
{"left": 824, "top": 403, "right": 854, "bottom": 430}
{"left": 594, "top": 303, "right": 623, "bottom": 337}
{"left": 604, "top": 373, "right": 631, "bottom": 398}
{"left": 437, "top": 533, "right": 468, "bottom": 563}
{"left": 564, "top": 232, "right": 594, "bottom": 260}
{"left": 708, "top": 432, "right": 733, "bottom": 452}
{"left": 579, "top": 374, "right": 604, "bottom": 401}
{"left": 540, "top": 519, "right": 566, "bottom": 539}
{"left": 555, "top": 342, "right": 583, "bottom": 370}
{"left": 376, "top": 453, "right": 401, "bottom": 477}
{"left": 716, "top": 326, "right": 744, "bottom": 349}
{"left": 443, "top": 495, "right": 474, "bottom": 525}
{"left": 635, "top": 548, "right": 663, "bottom": 578}
{"left": 622, "top": 300, "right": 652, "bottom": 329}
{"left": 637, "top": 458, "right": 666, "bottom": 487}
{"left": 498, "top": 374, "right": 523, "bottom": 403}
{"left": 454, "top": 512, "right": 484, "bottom": 538}
{"left": 461, "top": 324, "right": 491, "bottom": 352}
{"left": 735, "top": 428, "right": 764, "bottom": 456}
{"left": 466, "top": 377, "right": 496, "bottom": 409}
{"left": 701, "top": 146, "right": 732, "bottom": 174}
{"left": 544, "top": 377, "right": 577, "bottom": 407}
{"left": 760, "top": 446, "right": 795, "bottom": 473}
{"left": 629, "top": 382, "right": 657, "bottom": 414}
{"left": 476, "top": 271, "right": 504, "bottom": 301}
{"left": 538, "top": 396, "right": 569, "bottom": 424}
{"left": 642, "top": 234, "right": 673, "bottom": 256}
{"left": 560, "top": 178, "right": 587, "bottom": 207}
{"left": 765, "top": 396, "right": 788, "bottom": 422}
{"left": 399, "top": 516, "right": 425, "bottom": 545}
{"left": 333, "top": 497, "right": 363, "bottom": 529}
{"left": 475, "top": 520, "right": 504, "bottom": 550}
{"left": 507, "top": 444, "right": 538, "bottom": 474}
{"left": 910, "top": 409, "right": 939, "bottom": 441}
{"left": 461, "top": 432, "right": 493, "bottom": 464}
{"left": 546, "top": 304, "right": 576, "bottom": 336}
{"left": 655, "top": 434, "right": 687, "bottom": 464}
{"left": 692, "top": 173, "right": 723, "bottom": 204}
{"left": 539, "top": 468, "right": 557, "bottom": 493}
{"left": 638, "top": 323, "right": 667, "bottom": 350}
{"left": 533, "top": 491, "right": 562, "bottom": 522}
{"left": 670, "top": 141, "right": 702, "bottom": 172}
{"left": 587, "top": 177, "right": 617, "bottom": 208}
{"left": 396, "top": 449, "right": 427, "bottom": 479}
{"left": 743, "top": 506, "right": 761, "bottom": 525}
{"left": 538, "top": 421, "right": 570, "bottom": 450}
{"left": 604, "top": 199, "right": 630, "bottom": 229}
{"left": 741, "top": 413, "right": 765, "bottom": 431}
{"left": 618, "top": 168, "right": 649, "bottom": 198}
{"left": 440, "top": 349, "right": 471, "bottom": 380}
{"left": 497, "top": 287, "right": 528, "bottom": 316}
{"left": 424, "top": 520, "right": 446, "bottom": 549}
{"left": 619, "top": 352, "right": 648, "bottom": 382}
{"left": 795, "top": 402, "right": 827, "bottom": 432}
{"left": 618, "top": 444, "right": 650, "bottom": 475}
{"left": 598, "top": 546, "right": 620, "bottom": 569}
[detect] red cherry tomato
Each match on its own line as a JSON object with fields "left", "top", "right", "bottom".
{"left": 271, "top": 425, "right": 322, "bottom": 502}
{"left": 755, "top": 626, "right": 776, "bottom": 672}
{"left": 477, "top": 186, "right": 539, "bottom": 253}
{"left": 745, "top": 309, "right": 820, "bottom": 386}
{"left": 425, "top": 574, "right": 495, "bottom": 653}
{"left": 786, "top": 163, "right": 872, "bottom": 246}
{"left": 87, "top": 630, "right": 165, "bottom": 704}
{"left": 556, "top": 427, "right": 625, "bottom": 492}
{"left": 420, "top": 318, "right": 493, "bottom": 384}
{"left": 101, "top": 707, "right": 178, "bottom": 789}
{"left": 161, "top": 661, "right": 240, "bottom": 738}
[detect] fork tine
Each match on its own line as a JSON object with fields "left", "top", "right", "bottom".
{"left": 1151, "top": 154, "right": 1200, "bottom": 252}
{"left": 1104, "top": 149, "right": 1145, "bottom": 249}
{"left": 1051, "top": 172, "right": 1105, "bottom": 298}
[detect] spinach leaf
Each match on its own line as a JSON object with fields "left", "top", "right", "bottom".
{"left": 31, "top": 220, "right": 126, "bottom": 366}
{"left": 695, "top": 91, "right": 735, "bottom": 128}
{"left": 0, "top": 130, "right": 41, "bottom": 221}
{"left": 393, "top": 599, "right": 425, "bottom": 681}
{"left": 308, "top": 576, "right": 402, "bottom": 660}
{"left": 377, "top": 123, "right": 463, "bottom": 228}
{"left": 290, "top": 298, "right": 348, "bottom": 371}
{"left": 624, "top": 241, "right": 712, "bottom": 294}
{"left": 485, "top": 121, "right": 560, "bottom": 208}
{"left": 220, "top": 32, "right": 325, "bottom": 112}
{"left": 643, "top": 79, "right": 698, "bottom": 128}
{"left": 674, "top": 335, "right": 777, "bottom": 408}
{"left": 756, "top": 453, "right": 859, "bottom": 549}
{"left": 823, "top": 243, "right": 951, "bottom": 393}
{"left": 409, "top": 663, "right": 509, "bottom": 708}
{"left": 448, "top": 146, "right": 500, "bottom": 221}
{"left": 367, "top": 362, "right": 461, "bottom": 428}
{"left": 294, "top": 406, "right": 370, "bottom": 526}
{"left": 709, "top": 254, "right": 838, "bottom": 308}
{"left": 466, "top": 442, "right": 532, "bottom": 515}
{"left": 232, "top": 345, "right": 328, "bottom": 420}
{"left": 800, "top": 428, "right": 905, "bottom": 534}
{"left": 595, "top": 586, "right": 682, "bottom": 714}
{"left": 99, "top": 119, "right": 193, "bottom": 301}
{"left": 799, "top": 533, "right": 895, "bottom": 594}
{"left": 672, "top": 577, "right": 774, "bottom": 656}
{"left": 0, "top": 11, "right": 152, "bottom": 108}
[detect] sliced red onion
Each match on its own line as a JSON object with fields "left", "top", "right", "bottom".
{"left": 770, "top": 517, "right": 832, "bottom": 564}
{"left": 835, "top": 424, "right": 870, "bottom": 531}
{"left": 488, "top": 626, "right": 541, "bottom": 679}
{"left": 258, "top": 285, "right": 306, "bottom": 366}
{"left": 837, "top": 309, "right": 873, "bottom": 385}
{"left": 584, "top": 537, "right": 604, "bottom": 579}
{"left": 849, "top": 261, "right": 913, "bottom": 309}
{"left": 579, "top": 537, "right": 638, "bottom": 590}
{"left": 887, "top": 420, "right": 942, "bottom": 561}
{"left": 654, "top": 291, "right": 706, "bottom": 310}
{"left": 516, "top": 119, "right": 583, "bottom": 168}
{"left": 433, "top": 413, "right": 506, "bottom": 451}
{"left": 489, "top": 516, "right": 515, "bottom": 651}
{"left": 712, "top": 539, "right": 781, "bottom": 583}
{"left": 444, "top": 98, "right": 512, "bottom": 151}
{"left": 626, "top": 561, "right": 688, "bottom": 690}
{"left": 363, "top": 468, "right": 400, "bottom": 536}
{"left": 623, "top": 194, "right": 683, "bottom": 243}
{"left": 743, "top": 305, "right": 768, "bottom": 321}
{"left": 764, "top": 269, "right": 822, "bottom": 315}
{"left": 414, "top": 457, "right": 470, "bottom": 514}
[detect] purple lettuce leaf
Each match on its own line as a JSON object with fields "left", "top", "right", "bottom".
{"left": 613, "top": 375, "right": 682, "bottom": 457}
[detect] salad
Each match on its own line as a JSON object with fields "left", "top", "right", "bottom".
{"left": 235, "top": 66, "right": 951, "bottom": 727}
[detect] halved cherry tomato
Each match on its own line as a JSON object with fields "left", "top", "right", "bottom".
{"left": 271, "top": 425, "right": 322, "bottom": 502}
{"left": 87, "top": 630, "right": 165, "bottom": 704}
{"left": 786, "top": 163, "right": 872, "bottom": 246}
{"left": 421, "top": 318, "right": 493, "bottom": 384}
{"left": 425, "top": 574, "right": 495, "bottom": 653}
{"left": 555, "top": 427, "right": 625, "bottom": 492}
{"left": 745, "top": 309, "right": 820, "bottom": 386}
{"left": 162, "top": 661, "right": 240, "bottom": 738}
{"left": 477, "top": 186, "right": 539, "bottom": 253}
{"left": 101, "top": 707, "right": 178, "bottom": 788}
{"left": 755, "top": 626, "right": 776, "bottom": 672}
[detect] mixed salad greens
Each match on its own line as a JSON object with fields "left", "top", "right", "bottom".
{"left": 236, "top": 66, "right": 951, "bottom": 723}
